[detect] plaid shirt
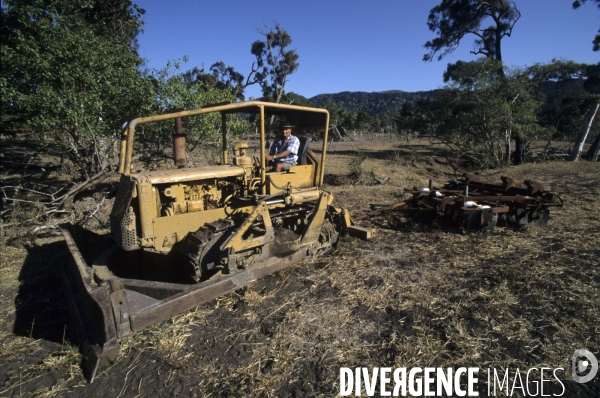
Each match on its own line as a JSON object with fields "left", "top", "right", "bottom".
{"left": 270, "top": 135, "right": 300, "bottom": 164}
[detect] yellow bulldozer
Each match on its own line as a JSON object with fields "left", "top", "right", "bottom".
{"left": 60, "top": 101, "right": 373, "bottom": 382}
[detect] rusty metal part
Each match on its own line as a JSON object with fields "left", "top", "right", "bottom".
{"left": 354, "top": 202, "right": 407, "bottom": 221}
{"left": 465, "top": 209, "right": 498, "bottom": 231}
{"left": 524, "top": 179, "right": 550, "bottom": 196}
{"left": 501, "top": 175, "right": 526, "bottom": 191}
{"left": 354, "top": 175, "right": 563, "bottom": 231}
{"left": 463, "top": 172, "right": 482, "bottom": 184}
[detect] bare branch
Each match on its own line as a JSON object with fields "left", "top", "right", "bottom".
{"left": 79, "top": 196, "right": 106, "bottom": 227}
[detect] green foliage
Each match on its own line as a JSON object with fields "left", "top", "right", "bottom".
{"left": 572, "top": 0, "right": 600, "bottom": 51}
{"left": 280, "top": 92, "right": 313, "bottom": 107}
{"left": 583, "top": 62, "right": 600, "bottom": 94}
{"left": 1, "top": 0, "right": 150, "bottom": 177}
{"left": 148, "top": 59, "right": 232, "bottom": 114}
{"left": 311, "top": 90, "right": 439, "bottom": 116}
{"left": 322, "top": 101, "right": 354, "bottom": 128}
{"left": 443, "top": 58, "right": 504, "bottom": 84}
{"left": 424, "top": 0, "right": 521, "bottom": 62}
{"left": 525, "top": 59, "right": 588, "bottom": 81}
{"left": 320, "top": 100, "right": 394, "bottom": 138}
{"left": 533, "top": 61, "right": 599, "bottom": 140}
{"left": 251, "top": 22, "right": 299, "bottom": 103}
{"left": 319, "top": 98, "right": 405, "bottom": 138}
{"left": 1, "top": 0, "right": 145, "bottom": 48}
{"left": 138, "top": 59, "right": 247, "bottom": 163}
{"left": 408, "top": 148, "right": 422, "bottom": 163}
{"left": 348, "top": 150, "right": 373, "bottom": 183}
{"left": 209, "top": 61, "right": 247, "bottom": 100}
{"left": 529, "top": 60, "right": 599, "bottom": 150}
{"left": 0, "top": 1, "right": 258, "bottom": 174}
{"left": 540, "top": 91, "right": 594, "bottom": 139}
{"left": 356, "top": 112, "right": 373, "bottom": 131}
{"left": 398, "top": 58, "right": 545, "bottom": 168}
{"left": 191, "top": 22, "right": 299, "bottom": 105}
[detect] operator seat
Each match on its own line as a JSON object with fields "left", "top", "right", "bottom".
{"left": 297, "top": 137, "right": 311, "bottom": 165}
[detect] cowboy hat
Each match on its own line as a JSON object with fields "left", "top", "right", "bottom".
{"left": 279, "top": 121, "right": 295, "bottom": 129}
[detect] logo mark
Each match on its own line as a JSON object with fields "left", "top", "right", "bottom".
{"left": 572, "top": 350, "right": 598, "bottom": 383}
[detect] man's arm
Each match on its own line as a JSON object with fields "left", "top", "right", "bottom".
{"left": 266, "top": 149, "right": 292, "bottom": 161}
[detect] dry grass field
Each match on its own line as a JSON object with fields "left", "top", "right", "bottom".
{"left": 1, "top": 137, "right": 599, "bottom": 397}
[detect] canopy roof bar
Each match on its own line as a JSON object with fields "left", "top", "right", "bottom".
{"left": 131, "top": 101, "right": 328, "bottom": 129}
{"left": 118, "top": 101, "right": 330, "bottom": 181}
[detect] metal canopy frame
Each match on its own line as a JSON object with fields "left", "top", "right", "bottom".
{"left": 117, "top": 101, "right": 330, "bottom": 192}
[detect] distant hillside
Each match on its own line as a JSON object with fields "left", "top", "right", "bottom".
{"left": 309, "top": 90, "right": 440, "bottom": 116}
{"left": 308, "top": 80, "right": 586, "bottom": 117}
{"left": 538, "top": 78, "right": 586, "bottom": 105}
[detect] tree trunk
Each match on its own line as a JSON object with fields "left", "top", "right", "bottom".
{"left": 514, "top": 135, "right": 525, "bottom": 165}
{"left": 494, "top": 30, "right": 504, "bottom": 77}
{"left": 339, "top": 126, "right": 355, "bottom": 141}
{"left": 95, "top": 136, "right": 111, "bottom": 173}
{"left": 505, "top": 130, "right": 511, "bottom": 166}
{"left": 543, "top": 134, "right": 553, "bottom": 160}
{"left": 585, "top": 132, "right": 600, "bottom": 161}
{"left": 571, "top": 102, "right": 600, "bottom": 161}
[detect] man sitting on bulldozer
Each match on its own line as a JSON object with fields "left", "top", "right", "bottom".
{"left": 266, "top": 121, "right": 300, "bottom": 172}
{"left": 59, "top": 101, "right": 376, "bottom": 383}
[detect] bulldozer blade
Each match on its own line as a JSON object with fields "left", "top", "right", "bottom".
{"left": 60, "top": 225, "right": 120, "bottom": 383}
{"left": 59, "top": 224, "right": 324, "bottom": 383}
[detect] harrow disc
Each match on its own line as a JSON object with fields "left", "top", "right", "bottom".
{"left": 527, "top": 208, "right": 550, "bottom": 227}
{"left": 465, "top": 211, "right": 498, "bottom": 232}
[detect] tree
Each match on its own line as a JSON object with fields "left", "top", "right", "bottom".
{"left": 423, "top": 1, "right": 527, "bottom": 162}
{"left": 251, "top": 22, "right": 299, "bottom": 103}
{"left": 0, "top": 0, "right": 150, "bottom": 177}
{"left": 209, "top": 61, "right": 260, "bottom": 101}
{"left": 319, "top": 100, "right": 356, "bottom": 141}
{"left": 539, "top": 91, "right": 589, "bottom": 144}
{"left": 583, "top": 63, "right": 600, "bottom": 160}
{"left": 138, "top": 59, "right": 248, "bottom": 166}
{"left": 570, "top": 62, "right": 600, "bottom": 160}
{"left": 573, "top": 0, "right": 600, "bottom": 51}
{"left": 280, "top": 92, "right": 313, "bottom": 107}
{"left": 356, "top": 112, "right": 373, "bottom": 132}
{"left": 397, "top": 99, "right": 444, "bottom": 138}
{"left": 181, "top": 66, "right": 219, "bottom": 88}
{"left": 528, "top": 60, "right": 599, "bottom": 161}
{"left": 571, "top": 101, "right": 600, "bottom": 160}
{"left": 70, "top": 0, "right": 145, "bottom": 50}
{"left": 180, "top": 63, "right": 251, "bottom": 101}
{"left": 423, "top": 0, "right": 521, "bottom": 62}
{"left": 1, "top": 0, "right": 145, "bottom": 51}
{"left": 196, "top": 23, "right": 299, "bottom": 104}
{"left": 399, "top": 58, "right": 543, "bottom": 168}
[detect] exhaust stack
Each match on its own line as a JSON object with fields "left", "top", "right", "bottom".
{"left": 173, "top": 116, "right": 187, "bottom": 168}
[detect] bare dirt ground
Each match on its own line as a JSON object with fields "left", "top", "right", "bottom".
{"left": 1, "top": 137, "right": 599, "bottom": 397}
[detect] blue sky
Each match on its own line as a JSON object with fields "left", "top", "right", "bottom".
{"left": 136, "top": 0, "right": 599, "bottom": 99}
